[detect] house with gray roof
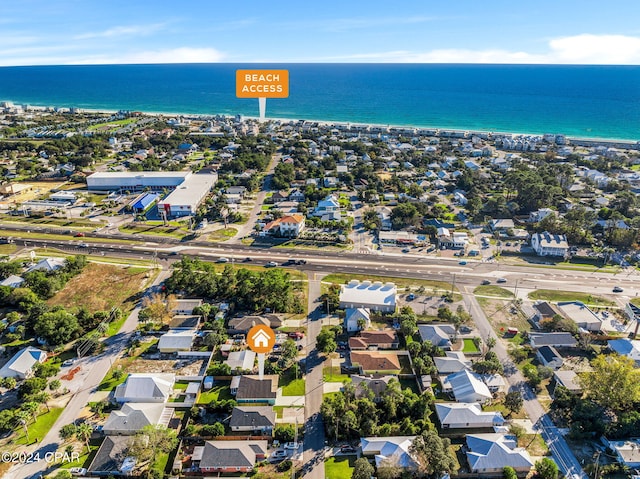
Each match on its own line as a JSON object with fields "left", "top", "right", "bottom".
{"left": 225, "top": 350, "right": 256, "bottom": 371}
{"left": 194, "top": 440, "right": 268, "bottom": 474}
{"left": 231, "top": 375, "right": 278, "bottom": 404}
{"left": 114, "top": 373, "right": 175, "bottom": 404}
{"left": 529, "top": 332, "right": 577, "bottom": 349}
{"left": 442, "top": 370, "right": 492, "bottom": 403}
{"left": 339, "top": 280, "right": 397, "bottom": 313}
{"left": 344, "top": 308, "right": 371, "bottom": 333}
{"left": 436, "top": 403, "right": 504, "bottom": 429}
{"left": 434, "top": 355, "right": 470, "bottom": 375}
{"left": 227, "top": 314, "right": 282, "bottom": 334}
{"left": 158, "top": 330, "right": 195, "bottom": 353}
{"left": 0, "top": 346, "right": 46, "bottom": 379}
{"left": 418, "top": 324, "right": 457, "bottom": 350}
{"left": 351, "top": 375, "right": 395, "bottom": 402}
{"left": 172, "top": 299, "right": 203, "bottom": 315}
{"left": 536, "top": 345, "right": 564, "bottom": 370}
{"left": 103, "top": 403, "right": 173, "bottom": 436}
{"left": 88, "top": 436, "right": 136, "bottom": 476}
{"left": 0, "top": 274, "right": 24, "bottom": 288}
{"left": 360, "top": 436, "right": 418, "bottom": 469}
{"left": 229, "top": 406, "right": 275, "bottom": 433}
{"left": 608, "top": 338, "right": 640, "bottom": 365}
{"left": 466, "top": 433, "right": 534, "bottom": 474}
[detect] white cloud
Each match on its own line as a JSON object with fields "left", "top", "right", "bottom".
{"left": 74, "top": 23, "right": 168, "bottom": 40}
{"left": 309, "top": 34, "right": 640, "bottom": 64}
{"left": 71, "top": 47, "right": 225, "bottom": 65}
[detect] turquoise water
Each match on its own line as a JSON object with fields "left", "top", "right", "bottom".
{"left": 0, "top": 63, "right": 639, "bottom": 140}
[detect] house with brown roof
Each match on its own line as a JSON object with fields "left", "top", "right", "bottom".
{"left": 348, "top": 330, "right": 399, "bottom": 350}
{"left": 230, "top": 375, "right": 279, "bottom": 405}
{"left": 227, "top": 314, "right": 283, "bottom": 334}
{"left": 350, "top": 351, "right": 406, "bottom": 375}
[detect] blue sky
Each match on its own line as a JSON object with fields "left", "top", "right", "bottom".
{"left": 1, "top": 0, "right": 640, "bottom": 65}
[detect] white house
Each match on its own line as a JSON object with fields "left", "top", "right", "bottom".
{"left": 418, "top": 324, "right": 457, "bottom": 350}
{"left": 436, "top": 403, "right": 504, "bottom": 429}
{"left": 608, "top": 339, "right": 640, "bottom": 365}
{"left": 264, "top": 214, "right": 305, "bottom": 237}
{"left": 158, "top": 330, "right": 195, "bottom": 353}
{"left": 26, "top": 257, "right": 66, "bottom": 273}
{"left": 113, "top": 373, "right": 175, "bottom": 403}
{"left": 556, "top": 301, "right": 602, "bottom": 332}
{"left": 0, "top": 346, "right": 47, "bottom": 379}
{"left": 466, "top": 433, "right": 534, "bottom": 474}
{"left": 339, "top": 280, "right": 397, "bottom": 313}
{"left": 344, "top": 308, "right": 371, "bottom": 333}
{"left": 442, "top": 370, "right": 492, "bottom": 403}
{"left": 531, "top": 231, "right": 569, "bottom": 257}
{"left": 313, "top": 195, "right": 341, "bottom": 220}
{"left": 360, "top": 436, "right": 418, "bottom": 470}
{"left": 225, "top": 350, "right": 256, "bottom": 371}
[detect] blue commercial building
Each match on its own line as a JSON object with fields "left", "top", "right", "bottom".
{"left": 130, "top": 193, "right": 158, "bottom": 213}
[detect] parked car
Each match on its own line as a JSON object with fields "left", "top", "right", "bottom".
{"left": 288, "top": 332, "right": 304, "bottom": 339}
{"left": 70, "top": 468, "right": 87, "bottom": 476}
{"left": 406, "top": 293, "right": 415, "bottom": 301}
{"left": 62, "top": 359, "right": 75, "bottom": 367}
{"left": 284, "top": 442, "right": 301, "bottom": 450}
{"left": 340, "top": 445, "right": 357, "bottom": 453}
{"left": 269, "top": 450, "right": 288, "bottom": 462}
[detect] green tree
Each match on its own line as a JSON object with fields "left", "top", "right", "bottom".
{"left": 49, "top": 379, "right": 62, "bottom": 393}
{"left": 390, "top": 203, "right": 420, "bottom": 230}
{"left": 2, "top": 376, "right": 17, "bottom": 390}
{"left": 33, "top": 310, "right": 80, "bottom": 346}
{"left": 376, "top": 457, "right": 402, "bottom": 479}
{"left": 579, "top": 354, "right": 640, "bottom": 413}
{"left": 503, "top": 465, "right": 518, "bottom": 479}
{"left": 18, "top": 377, "right": 47, "bottom": 399}
{"left": 535, "top": 458, "right": 559, "bottom": 479}
{"left": 128, "top": 425, "right": 178, "bottom": 464}
{"left": 274, "top": 424, "right": 296, "bottom": 443}
{"left": 316, "top": 328, "right": 337, "bottom": 354}
{"left": 76, "top": 422, "right": 94, "bottom": 452}
{"left": 504, "top": 391, "right": 523, "bottom": 415}
{"left": 352, "top": 457, "right": 374, "bottom": 479}
{"left": 410, "top": 429, "right": 456, "bottom": 477}
{"left": 59, "top": 423, "right": 78, "bottom": 442}
{"left": 523, "top": 363, "right": 541, "bottom": 389}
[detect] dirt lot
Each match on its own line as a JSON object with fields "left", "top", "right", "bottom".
{"left": 478, "top": 297, "right": 531, "bottom": 334}
{"left": 48, "top": 263, "right": 151, "bottom": 312}
{"left": 0, "top": 180, "right": 68, "bottom": 206}
{"left": 127, "top": 357, "right": 207, "bottom": 376}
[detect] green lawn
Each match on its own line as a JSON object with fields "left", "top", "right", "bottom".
{"left": 59, "top": 444, "right": 99, "bottom": 470}
{"left": 325, "top": 456, "right": 356, "bottom": 479}
{"left": 13, "top": 407, "right": 64, "bottom": 445}
{"left": 207, "top": 227, "right": 238, "bottom": 242}
{"left": 528, "top": 289, "right": 614, "bottom": 306}
{"left": 197, "top": 383, "right": 232, "bottom": 404}
{"left": 462, "top": 338, "right": 480, "bottom": 353}
{"left": 473, "top": 285, "right": 514, "bottom": 298}
{"left": 322, "top": 366, "right": 351, "bottom": 383}
{"left": 281, "top": 379, "right": 306, "bottom": 396}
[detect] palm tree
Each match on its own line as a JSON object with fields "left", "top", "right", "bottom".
{"left": 34, "top": 391, "right": 51, "bottom": 413}
{"left": 76, "top": 423, "right": 93, "bottom": 453}
{"left": 14, "top": 410, "right": 31, "bottom": 442}
{"left": 22, "top": 402, "right": 40, "bottom": 424}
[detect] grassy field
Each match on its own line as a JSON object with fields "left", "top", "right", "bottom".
{"left": 197, "top": 383, "right": 232, "bottom": 404}
{"left": 48, "top": 263, "right": 152, "bottom": 313}
{"left": 322, "top": 273, "right": 458, "bottom": 293}
{"left": 0, "top": 244, "right": 17, "bottom": 254}
{"left": 462, "top": 338, "right": 480, "bottom": 353}
{"left": 322, "top": 366, "right": 351, "bottom": 383}
{"left": 477, "top": 297, "right": 532, "bottom": 335}
{"left": 325, "top": 456, "right": 356, "bottom": 479}
{"left": 0, "top": 214, "right": 106, "bottom": 230}
{"left": 207, "top": 227, "right": 238, "bottom": 242}
{"left": 473, "top": 285, "right": 514, "bottom": 298}
{"left": 12, "top": 407, "right": 64, "bottom": 446}
{"left": 87, "top": 117, "right": 137, "bottom": 131}
{"left": 528, "top": 289, "right": 614, "bottom": 306}
{"left": 120, "top": 222, "right": 190, "bottom": 239}
{"left": 281, "top": 379, "right": 306, "bottom": 396}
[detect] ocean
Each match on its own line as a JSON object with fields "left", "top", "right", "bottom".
{"left": 0, "top": 63, "right": 639, "bottom": 140}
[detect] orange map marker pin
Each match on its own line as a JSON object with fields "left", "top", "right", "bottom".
{"left": 247, "top": 324, "right": 276, "bottom": 379}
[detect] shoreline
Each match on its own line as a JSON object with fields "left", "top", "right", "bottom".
{"left": 5, "top": 101, "right": 639, "bottom": 146}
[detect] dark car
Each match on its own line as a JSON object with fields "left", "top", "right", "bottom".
{"left": 613, "top": 286, "right": 624, "bottom": 293}
{"left": 340, "top": 445, "right": 357, "bottom": 453}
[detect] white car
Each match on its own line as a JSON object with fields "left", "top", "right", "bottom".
{"left": 270, "top": 450, "right": 288, "bottom": 460}
{"left": 284, "top": 442, "right": 300, "bottom": 450}
{"left": 70, "top": 468, "right": 87, "bottom": 476}
{"left": 265, "top": 261, "right": 278, "bottom": 268}
{"left": 216, "top": 257, "right": 230, "bottom": 263}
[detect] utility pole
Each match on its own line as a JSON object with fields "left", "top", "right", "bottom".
{"left": 451, "top": 273, "right": 456, "bottom": 297}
